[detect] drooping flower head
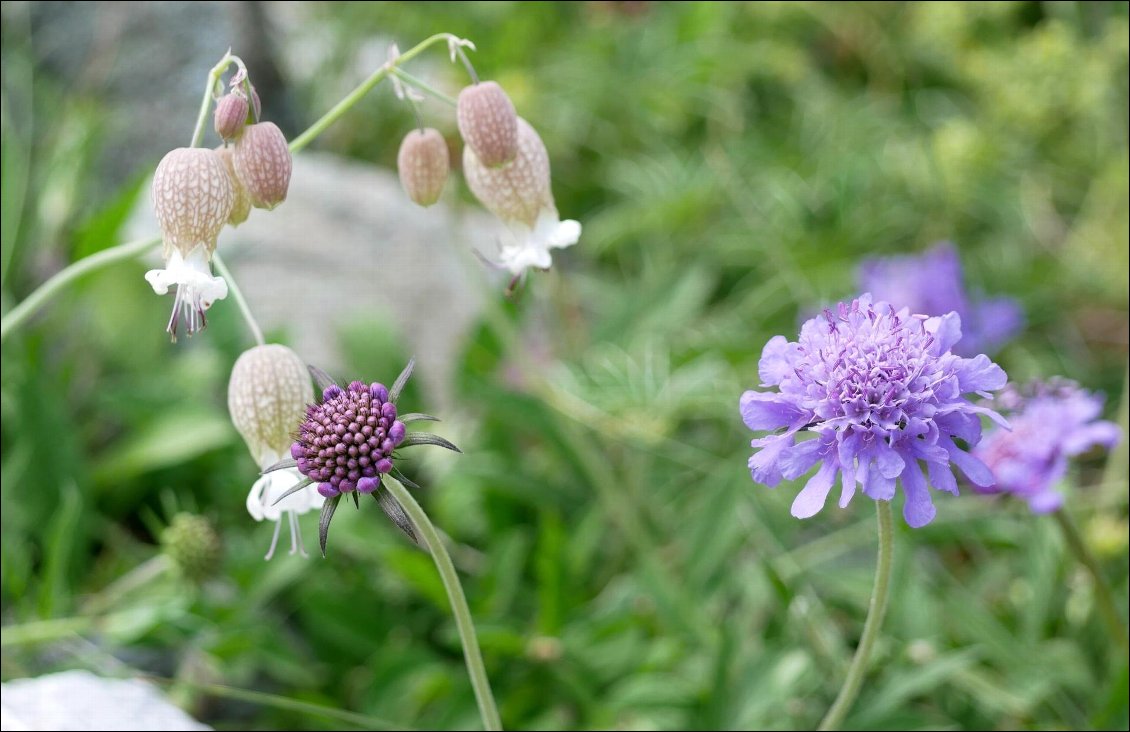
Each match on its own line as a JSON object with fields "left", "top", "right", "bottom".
{"left": 457, "top": 80, "right": 519, "bottom": 168}
{"left": 398, "top": 128, "right": 450, "bottom": 207}
{"left": 463, "top": 117, "right": 581, "bottom": 282}
{"left": 233, "top": 121, "right": 292, "bottom": 210}
{"left": 266, "top": 359, "right": 461, "bottom": 556}
{"left": 858, "top": 242, "right": 1023, "bottom": 356}
{"left": 740, "top": 294, "right": 1009, "bottom": 527}
{"left": 973, "top": 379, "right": 1120, "bottom": 513}
{"left": 147, "top": 147, "right": 235, "bottom": 341}
{"left": 228, "top": 344, "right": 324, "bottom": 559}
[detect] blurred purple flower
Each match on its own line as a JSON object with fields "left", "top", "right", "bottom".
{"left": 973, "top": 380, "right": 1121, "bottom": 513}
{"left": 740, "top": 295, "right": 1009, "bottom": 527}
{"left": 858, "top": 242, "right": 1023, "bottom": 356}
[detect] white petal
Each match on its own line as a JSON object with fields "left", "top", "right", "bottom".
{"left": 246, "top": 474, "right": 271, "bottom": 521}
{"left": 144, "top": 246, "right": 228, "bottom": 308}
{"left": 547, "top": 219, "right": 581, "bottom": 250}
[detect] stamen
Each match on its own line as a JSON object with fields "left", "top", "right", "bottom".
{"left": 264, "top": 519, "right": 282, "bottom": 560}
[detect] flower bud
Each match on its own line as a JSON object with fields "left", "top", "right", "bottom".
{"left": 152, "top": 147, "right": 235, "bottom": 258}
{"left": 214, "top": 92, "right": 249, "bottom": 141}
{"left": 233, "top": 122, "right": 292, "bottom": 210}
{"left": 397, "top": 128, "right": 449, "bottom": 207}
{"left": 228, "top": 344, "right": 314, "bottom": 467}
{"left": 215, "top": 146, "right": 251, "bottom": 226}
{"left": 463, "top": 117, "right": 551, "bottom": 227}
{"left": 457, "top": 81, "right": 518, "bottom": 168}
{"left": 161, "top": 513, "right": 222, "bottom": 582}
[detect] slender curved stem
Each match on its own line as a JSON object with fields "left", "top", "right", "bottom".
{"left": 289, "top": 32, "right": 462, "bottom": 153}
{"left": 392, "top": 67, "right": 458, "bottom": 107}
{"left": 0, "top": 236, "right": 161, "bottom": 342}
{"left": 211, "top": 252, "right": 264, "bottom": 345}
{"left": 1053, "top": 509, "right": 1129, "bottom": 656}
{"left": 382, "top": 476, "right": 502, "bottom": 731}
{"left": 818, "top": 499, "right": 894, "bottom": 731}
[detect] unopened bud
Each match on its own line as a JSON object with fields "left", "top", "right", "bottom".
{"left": 228, "top": 344, "right": 314, "bottom": 467}
{"left": 161, "top": 513, "right": 222, "bottom": 582}
{"left": 457, "top": 81, "right": 518, "bottom": 168}
{"left": 463, "top": 117, "right": 551, "bottom": 227}
{"left": 233, "top": 122, "right": 292, "bottom": 210}
{"left": 214, "top": 92, "right": 249, "bottom": 141}
{"left": 397, "top": 128, "right": 449, "bottom": 207}
{"left": 152, "top": 147, "right": 235, "bottom": 258}
{"left": 215, "top": 146, "right": 251, "bottom": 226}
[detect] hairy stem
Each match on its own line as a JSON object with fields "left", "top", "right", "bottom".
{"left": 382, "top": 476, "right": 502, "bottom": 731}
{"left": 818, "top": 499, "right": 894, "bottom": 731}
{"left": 1053, "top": 509, "right": 1129, "bottom": 656}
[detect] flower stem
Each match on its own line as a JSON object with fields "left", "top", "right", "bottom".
{"left": 211, "top": 252, "right": 265, "bottom": 346}
{"left": 289, "top": 32, "right": 462, "bottom": 153}
{"left": 382, "top": 476, "right": 502, "bottom": 731}
{"left": 818, "top": 499, "right": 894, "bottom": 731}
{"left": 1053, "top": 508, "right": 1129, "bottom": 656}
{"left": 189, "top": 51, "right": 245, "bottom": 148}
{"left": 0, "top": 236, "right": 161, "bottom": 343}
{"left": 393, "top": 67, "right": 458, "bottom": 107}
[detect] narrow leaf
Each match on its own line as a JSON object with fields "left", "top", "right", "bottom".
{"left": 374, "top": 486, "right": 418, "bottom": 544}
{"left": 318, "top": 494, "right": 342, "bottom": 558}
{"left": 389, "top": 357, "right": 415, "bottom": 403}
{"left": 270, "top": 478, "right": 313, "bottom": 506}
{"left": 399, "top": 432, "right": 462, "bottom": 453}
{"left": 308, "top": 364, "right": 336, "bottom": 395}
{"left": 392, "top": 468, "right": 421, "bottom": 491}
{"left": 260, "top": 457, "right": 297, "bottom": 474}
{"left": 398, "top": 413, "right": 440, "bottom": 424}
{"left": 352, "top": 491, "right": 360, "bottom": 509}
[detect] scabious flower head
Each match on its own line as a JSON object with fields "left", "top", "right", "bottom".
{"left": 233, "top": 121, "right": 292, "bottom": 210}
{"left": 858, "top": 242, "right": 1023, "bottom": 356}
{"left": 147, "top": 147, "right": 235, "bottom": 340}
{"left": 161, "top": 513, "right": 222, "bottom": 581}
{"left": 228, "top": 344, "right": 324, "bottom": 559}
{"left": 397, "top": 128, "right": 449, "bottom": 207}
{"left": 973, "top": 379, "right": 1121, "bottom": 513}
{"left": 457, "top": 80, "right": 518, "bottom": 168}
{"left": 291, "top": 380, "right": 407, "bottom": 498}
{"left": 740, "top": 294, "right": 1009, "bottom": 527}
{"left": 463, "top": 117, "right": 581, "bottom": 278}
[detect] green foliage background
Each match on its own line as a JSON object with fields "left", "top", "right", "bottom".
{"left": 2, "top": 2, "right": 1128, "bottom": 729}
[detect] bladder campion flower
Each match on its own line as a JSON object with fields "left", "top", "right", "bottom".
{"left": 215, "top": 146, "right": 251, "bottom": 226}
{"left": 740, "top": 294, "right": 1009, "bottom": 527}
{"left": 214, "top": 91, "right": 250, "bottom": 141}
{"left": 147, "top": 147, "right": 235, "bottom": 341}
{"left": 463, "top": 117, "right": 581, "bottom": 281}
{"left": 457, "top": 80, "right": 519, "bottom": 168}
{"left": 858, "top": 242, "right": 1023, "bottom": 356}
{"left": 398, "top": 128, "right": 450, "bottom": 207}
{"left": 233, "top": 121, "right": 292, "bottom": 210}
{"left": 228, "top": 344, "right": 324, "bottom": 559}
{"left": 973, "top": 379, "right": 1120, "bottom": 513}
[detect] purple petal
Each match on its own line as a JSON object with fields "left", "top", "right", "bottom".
{"left": 1027, "top": 489, "right": 1064, "bottom": 514}
{"left": 749, "top": 434, "right": 793, "bottom": 487}
{"left": 790, "top": 460, "right": 838, "bottom": 519}
{"left": 899, "top": 459, "right": 936, "bottom": 528}
{"left": 1062, "top": 421, "right": 1121, "bottom": 456}
{"left": 758, "top": 336, "right": 794, "bottom": 386}
{"left": 924, "top": 312, "right": 963, "bottom": 355}
{"left": 926, "top": 459, "right": 959, "bottom": 496}
{"left": 357, "top": 476, "right": 380, "bottom": 494}
{"left": 955, "top": 354, "right": 1007, "bottom": 394}
{"left": 740, "top": 390, "right": 806, "bottom": 431}
{"left": 780, "top": 437, "right": 827, "bottom": 480}
{"left": 943, "top": 439, "right": 996, "bottom": 487}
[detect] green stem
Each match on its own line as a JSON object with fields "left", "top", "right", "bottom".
{"left": 189, "top": 51, "right": 245, "bottom": 148}
{"left": 393, "top": 67, "right": 458, "bottom": 107}
{"left": 0, "top": 616, "right": 94, "bottom": 646}
{"left": 818, "top": 499, "right": 894, "bottom": 731}
{"left": 212, "top": 252, "right": 265, "bottom": 345}
{"left": 1053, "top": 509, "right": 1129, "bottom": 656}
{"left": 82, "top": 555, "right": 171, "bottom": 615}
{"left": 289, "top": 33, "right": 462, "bottom": 153}
{"left": 382, "top": 476, "right": 502, "bottom": 731}
{"left": 0, "top": 236, "right": 161, "bottom": 343}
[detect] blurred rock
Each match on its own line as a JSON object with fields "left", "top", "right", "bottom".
{"left": 0, "top": 670, "right": 210, "bottom": 731}
{"left": 128, "top": 152, "right": 504, "bottom": 407}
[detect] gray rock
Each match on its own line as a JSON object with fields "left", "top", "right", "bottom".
{"left": 0, "top": 669, "right": 210, "bottom": 731}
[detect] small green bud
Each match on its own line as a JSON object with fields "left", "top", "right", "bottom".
{"left": 161, "top": 513, "right": 222, "bottom": 581}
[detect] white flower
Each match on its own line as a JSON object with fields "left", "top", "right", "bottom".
{"left": 463, "top": 117, "right": 581, "bottom": 278}
{"left": 245, "top": 449, "right": 325, "bottom": 560}
{"left": 144, "top": 245, "right": 228, "bottom": 339}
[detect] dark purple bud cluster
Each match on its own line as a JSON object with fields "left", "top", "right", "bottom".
{"left": 291, "top": 381, "right": 407, "bottom": 498}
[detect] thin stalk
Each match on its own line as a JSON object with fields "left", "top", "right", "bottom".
{"left": 82, "top": 555, "right": 171, "bottom": 615}
{"left": 382, "top": 476, "right": 502, "bottom": 731}
{"left": 393, "top": 67, "right": 459, "bottom": 107}
{"left": 212, "top": 252, "right": 264, "bottom": 345}
{"left": 189, "top": 51, "right": 246, "bottom": 148}
{"left": 1053, "top": 509, "right": 1129, "bottom": 656}
{"left": 0, "top": 236, "right": 161, "bottom": 342}
{"left": 289, "top": 33, "right": 461, "bottom": 153}
{"left": 818, "top": 499, "right": 894, "bottom": 731}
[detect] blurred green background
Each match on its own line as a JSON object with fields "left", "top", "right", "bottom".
{"left": 2, "top": 2, "right": 1128, "bottom": 729}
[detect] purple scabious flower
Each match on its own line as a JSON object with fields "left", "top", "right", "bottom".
{"left": 740, "top": 294, "right": 1009, "bottom": 527}
{"left": 858, "top": 242, "right": 1023, "bottom": 357}
{"left": 973, "top": 380, "right": 1121, "bottom": 513}
{"left": 291, "top": 380, "right": 408, "bottom": 498}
